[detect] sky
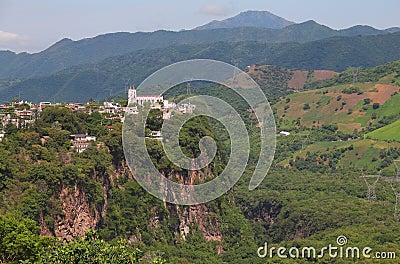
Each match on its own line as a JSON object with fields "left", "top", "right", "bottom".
{"left": 0, "top": 0, "right": 399, "bottom": 53}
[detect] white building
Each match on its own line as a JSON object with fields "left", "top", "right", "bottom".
{"left": 101, "top": 102, "right": 120, "bottom": 114}
{"left": 70, "top": 134, "right": 96, "bottom": 153}
{"left": 125, "top": 106, "right": 139, "bottom": 115}
{"left": 163, "top": 100, "right": 176, "bottom": 109}
{"left": 279, "top": 131, "right": 291, "bottom": 136}
{"left": 178, "top": 103, "right": 195, "bottom": 114}
{"left": 39, "top": 102, "right": 52, "bottom": 110}
{"left": 72, "top": 141, "right": 91, "bottom": 153}
{"left": 128, "top": 86, "right": 163, "bottom": 106}
{"left": 70, "top": 134, "right": 96, "bottom": 142}
{"left": 150, "top": 131, "right": 162, "bottom": 137}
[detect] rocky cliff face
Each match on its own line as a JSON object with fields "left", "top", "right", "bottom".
{"left": 53, "top": 186, "right": 102, "bottom": 242}
{"left": 176, "top": 204, "right": 222, "bottom": 242}
{"left": 39, "top": 162, "right": 224, "bottom": 247}
{"left": 165, "top": 168, "right": 223, "bottom": 246}
{"left": 39, "top": 167, "right": 112, "bottom": 242}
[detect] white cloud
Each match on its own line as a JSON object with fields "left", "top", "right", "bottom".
{"left": 0, "top": 30, "right": 22, "bottom": 42}
{"left": 0, "top": 30, "right": 31, "bottom": 52}
{"left": 199, "top": 4, "right": 233, "bottom": 16}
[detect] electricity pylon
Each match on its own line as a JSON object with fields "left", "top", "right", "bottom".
{"left": 360, "top": 171, "right": 381, "bottom": 201}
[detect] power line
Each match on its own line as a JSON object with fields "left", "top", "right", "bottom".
{"left": 299, "top": 133, "right": 310, "bottom": 150}
{"left": 349, "top": 67, "right": 360, "bottom": 84}
{"left": 360, "top": 171, "right": 381, "bottom": 201}
{"left": 390, "top": 183, "right": 400, "bottom": 221}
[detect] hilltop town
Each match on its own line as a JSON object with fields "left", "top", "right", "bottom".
{"left": 0, "top": 86, "right": 195, "bottom": 152}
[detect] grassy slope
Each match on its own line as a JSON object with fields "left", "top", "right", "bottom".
{"left": 275, "top": 81, "right": 400, "bottom": 133}
{"left": 273, "top": 69, "right": 400, "bottom": 175}
{"left": 278, "top": 137, "right": 400, "bottom": 173}
{"left": 367, "top": 119, "right": 400, "bottom": 141}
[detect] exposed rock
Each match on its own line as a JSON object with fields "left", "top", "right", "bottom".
{"left": 165, "top": 166, "right": 223, "bottom": 244}
{"left": 54, "top": 186, "right": 101, "bottom": 242}
{"left": 178, "top": 204, "right": 222, "bottom": 242}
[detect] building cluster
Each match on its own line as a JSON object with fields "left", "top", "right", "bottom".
{"left": 0, "top": 86, "right": 196, "bottom": 148}
{"left": 0, "top": 101, "right": 94, "bottom": 129}
{"left": 0, "top": 101, "right": 37, "bottom": 129}
{"left": 0, "top": 100, "right": 98, "bottom": 152}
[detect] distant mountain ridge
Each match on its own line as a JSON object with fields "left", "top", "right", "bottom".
{"left": 194, "top": 10, "right": 295, "bottom": 30}
{"left": 0, "top": 20, "right": 398, "bottom": 80}
{"left": 1, "top": 32, "right": 400, "bottom": 103}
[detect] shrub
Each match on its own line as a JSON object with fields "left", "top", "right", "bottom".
{"left": 363, "top": 98, "right": 371, "bottom": 105}
{"left": 303, "top": 103, "right": 311, "bottom": 110}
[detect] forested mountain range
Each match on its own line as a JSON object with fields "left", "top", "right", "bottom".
{"left": 1, "top": 32, "right": 400, "bottom": 103}
{"left": 0, "top": 20, "right": 398, "bottom": 80}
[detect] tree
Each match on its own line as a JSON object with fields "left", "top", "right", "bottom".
{"left": 363, "top": 98, "right": 371, "bottom": 105}
{"left": 37, "top": 230, "right": 151, "bottom": 264}
{"left": 146, "top": 109, "right": 163, "bottom": 131}
{"left": 37, "top": 106, "right": 84, "bottom": 134}
{"left": 0, "top": 213, "right": 54, "bottom": 263}
{"left": 5, "top": 124, "right": 18, "bottom": 135}
{"left": 372, "top": 102, "right": 380, "bottom": 109}
{"left": 102, "top": 123, "right": 123, "bottom": 167}
{"left": 87, "top": 98, "right": 96, "bottom": 105}
{"left": 303, "top": 104, "right": 310, "bottom": 110}
{"left": 118, "top": 99, "right": 128, "bottom": 107}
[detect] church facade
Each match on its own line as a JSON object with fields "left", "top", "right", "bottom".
{"left": 128, "top": 86, "right": 163, "bottom": 106}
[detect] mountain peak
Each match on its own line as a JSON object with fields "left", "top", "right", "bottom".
{"left": 302, "top": 20, "right": 319, "bottom": 25}
{"left": 194, "top": 10, "right": 295, "bottom": 30}
{"left": 44, "top": 38, "right": 74, "bottom": 53}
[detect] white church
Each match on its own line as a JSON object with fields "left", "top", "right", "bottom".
{"left": 128, "top": 86, "right": 163, "bottom": 106}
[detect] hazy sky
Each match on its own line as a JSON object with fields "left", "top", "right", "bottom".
{"left": 0, "top": 0, "right": 399, "bottom": 53}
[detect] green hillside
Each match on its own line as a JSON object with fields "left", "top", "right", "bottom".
{"left": 272, "top": 61, "right": 400, "bottom": 176}
{"left": 306, "top": 60, "right": 400, "bottom": 89}
{"left": 367, "top": 119, "right": 400, "bottom": 141}
{"left": 275, "top": 63, "right": 400, "bottom": 134}
{"left": 277, "top": 136, "right": 400, "bottom": 173}
{"left": 2, "top": 103, "right": 400, "bottom": 263}
{"left": 1, "top": 60, "right": 400, "bottom": 262}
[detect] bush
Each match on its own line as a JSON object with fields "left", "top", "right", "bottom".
{"left": 363, "top": 98, "right": 371, "bottom": 105}
{"left": 342, "top": 87, "right": 360, "bottom": 94}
